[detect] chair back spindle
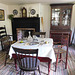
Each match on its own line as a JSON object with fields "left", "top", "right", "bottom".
{"left": 0, "top": 25, "right": 7, "bottom": 39}
{"left": 12, "top": 47, "right": 39, "bottom": 71}
{"left": 32, "top": 32, "right": 46, "bottom": 38}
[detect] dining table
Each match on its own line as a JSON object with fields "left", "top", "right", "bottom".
{"left": 9, "top": 37, "right": 56, "bottom": 75}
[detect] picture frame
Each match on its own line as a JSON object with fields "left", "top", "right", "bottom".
{"left": 0, "top": 9, "right": 5, "bottom": 21}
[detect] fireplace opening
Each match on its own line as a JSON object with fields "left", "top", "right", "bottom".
{"left": 16, "top": 28, "right": 35, "bottom": 40}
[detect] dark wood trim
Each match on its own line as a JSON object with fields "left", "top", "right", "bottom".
{"left": 12, "top": 17, "right": 40, "bottom": 41}
{"left": 50, "top": 3, "right": 74, "bottom": 6}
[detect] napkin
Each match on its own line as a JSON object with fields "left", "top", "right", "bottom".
{"left": 24, "top": 42, "right": 29, "bottom": 45}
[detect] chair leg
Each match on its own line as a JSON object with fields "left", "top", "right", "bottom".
{"left": 14, "top": 59, "right": 17, "bottom": 70}
{"left": 65, "top": 51, "right": 68, "bottom": 69}
{"left": 55, "top": 53, "right": 59, "bottom": 72}
{"left": 59, "top": 53, "right": 62, "bottom": 61}
{"left": 48, "top": 62, "right": 51, "bottom": 75}
{"left": 38, "top": 65, "right": 41, "bottom": 75}
{"left": 20, "top": 70, "right": 22, "bottom": 75}
{"left": 4, "top": 52, "right": 8, "bottom": 66}
{"left": 58, "top": 53, "right": 62, "bottom": 63}
{"left": 34, "top": 71, "right": 36, "bottom": 75}
{"left": 23, "top": 71, "right": 24, "bottom": 75}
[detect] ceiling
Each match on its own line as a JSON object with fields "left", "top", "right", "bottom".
{"left": 0, "top": 0, "right": 75, "bottom": 5}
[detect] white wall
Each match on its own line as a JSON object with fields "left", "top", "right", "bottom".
{"left": 8, "top": 3, "right": 50, "bottom": 37}
{"left": 71, "top": 5, "right": 75, "bottom": 29}
{"left": 0, "top": 3, "right": 10, "bottom": 50}
{"left": 71, "top": 4, "right": 75, "bottom": 44}
{"left": 21, "top": 3, "right": 40, "bottom": 17}
{"left": 0, "top": 3, "right": 10, "bottom": 34}
{"left": 39, "top": 4, "right": 50, "bottom": 37}
{"left": 0, "top": 3, "right": 75, "bottom": 50}
{"left": 7, "top": 4, "right": 75, "bottom": 39}
{"left": 21, "top": 4, "right": 50, "bottom": 37}
{"left": 8, "top": 5, "right": 21, "bottom": 17}
{"left": 0, "top": 3, "right": 50, "bottom": 50}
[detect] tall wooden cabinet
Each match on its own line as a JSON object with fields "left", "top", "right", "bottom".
{"left": 50, "top": 4, "right": 73, "bottom": 44}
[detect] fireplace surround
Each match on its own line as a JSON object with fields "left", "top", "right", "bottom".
{"left": 16, "top": 28, "right": 35, "bottom": 40}
{"left": 12, "top": 17, "right": 40, "bottom": 41}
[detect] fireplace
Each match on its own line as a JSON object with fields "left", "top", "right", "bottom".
{"left": 16, "top": 28, "right": 35, "bottom": 40}
{"left": 12, "top": 17, "right": 40, "bottom": 41}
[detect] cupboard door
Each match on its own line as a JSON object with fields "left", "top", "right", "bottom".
{"left": 51, "top": 8, "right": 60, "bottom": 26}
{"left": 50, "top": 4, "right": 73, "bottom": 30}
{"left": 62, "top": 9, "right": 72, "bottom": 26}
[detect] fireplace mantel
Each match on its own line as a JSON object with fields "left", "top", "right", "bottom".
{"left": 12, "top": 17, "right": 40, "bottom": 41}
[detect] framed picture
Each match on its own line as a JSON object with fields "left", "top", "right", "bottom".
{"left": 0, "top": 9, "right": 5, "bottom": 21}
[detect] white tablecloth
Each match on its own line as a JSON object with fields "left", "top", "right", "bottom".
{"left": 9, "top": 38, "right": 56, "bottom": 63}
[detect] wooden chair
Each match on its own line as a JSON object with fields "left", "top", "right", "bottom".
{"left": 12, "top": 47, "right": 41, "bottom": 75}
{"left": 32, "top": 32, "right": 46, "bottom": 38}
{"left": 54, "top": 34, "right": 69, "bottom": 72}
{"left": 0, "top": 25, "right": 7, "bottom": 39}
{"left": 0, "top": 25, "right": 16, "bottom": 65}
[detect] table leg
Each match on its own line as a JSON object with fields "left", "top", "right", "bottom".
{"left": 48, "top": 62, "right": 51, "bottom": 75}
{"left": 38, "top": 57, "right": 52, "bottom": 75}
{"left": 65, "top": 51, "right": 68, "bottom": 69}
{"left": 14, "top": 59, "right": 17, "bottom": 70}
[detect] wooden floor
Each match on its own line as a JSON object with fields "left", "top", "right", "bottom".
{"left": 0, "top": 45, "right": 75, "bottom": 75}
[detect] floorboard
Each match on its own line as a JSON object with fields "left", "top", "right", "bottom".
{"left": 0, "top": 45, "right": 75, "bottom": 75}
